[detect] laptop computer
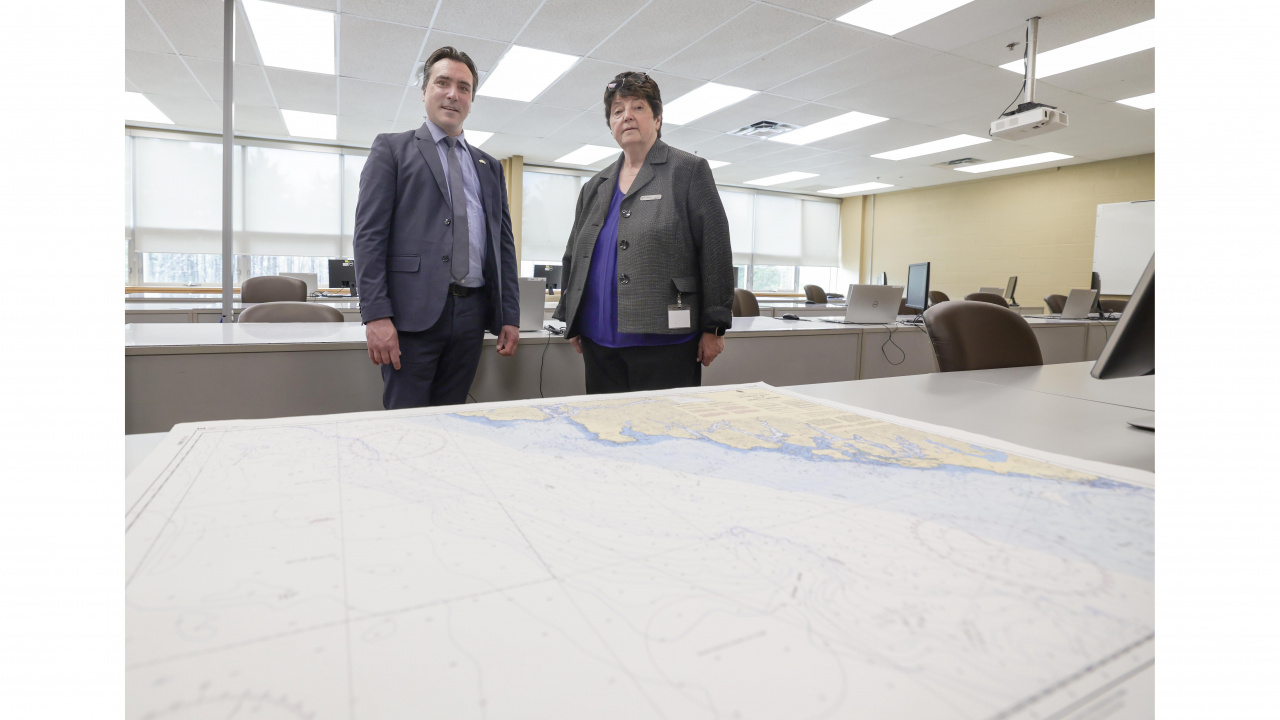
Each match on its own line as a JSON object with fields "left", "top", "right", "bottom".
{"left": 280, "top": 272, "right": 318, "bottom": 296}
{"left": 978, "top": 286, "right": 1005, "bottom": 296}
{"left": 821, "top": 284, "right": 903, "bottom": 324}
{"left": 1059, "top": 288, "right": 1098, "bottom": 319}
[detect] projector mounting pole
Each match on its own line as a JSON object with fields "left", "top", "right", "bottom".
{"left": 1024, "top": 16, "right": 1040, "bottom": 106}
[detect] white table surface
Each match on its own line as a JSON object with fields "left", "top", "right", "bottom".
{"left": 789, "top": 362, "right": 1154, "bottom": 473}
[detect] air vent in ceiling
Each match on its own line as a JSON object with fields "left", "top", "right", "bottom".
{"left": 931, "top": 157, "right": 983, "bottom": 168}
{"left": 729, "top": 121, "right": 800, "bottom": 138}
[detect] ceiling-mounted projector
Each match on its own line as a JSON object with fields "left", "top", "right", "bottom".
{"left": 991, "top": 16, "right": 1068, "bottom": 140}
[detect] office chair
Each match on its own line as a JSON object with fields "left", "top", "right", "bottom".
{"left": 1100, "top": 299, "right": 1129, "bottom": 314}
{"left": 923, "top": 300, "right": 1043, "bottom": 372}
{"left": 803, "top": 284, "right": 827, "bottom": 303}
{"left": 1044, "top": 294, "right": 1067, "bottom": 314}
{"left": 241, "top": 275, "right": 308, "bottom": 303}
{"left": 732, "top": 288, "right": 760, "bottom": 317}
{"left": 928, "top": 290, "right": 950, "bottom": 305}
{"left": 963, "top": 292, "right": 1010, "bottom": 308}
{"left": 238, "top": 301, "right": 344, "bottom": 323}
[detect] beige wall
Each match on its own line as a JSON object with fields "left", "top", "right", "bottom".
{"left": 851, "top": 153, "right": 1154, "bottom": 306}
{"left": 500, "top": 155, "right": 524, "bottom": 265}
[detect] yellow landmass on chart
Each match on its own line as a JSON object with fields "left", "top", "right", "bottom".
{"left": 459, "top": 387, "right": 1096, "bottom": 483}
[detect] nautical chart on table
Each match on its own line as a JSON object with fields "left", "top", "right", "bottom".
{"left": 126, "top": 383, "right": 1154, "bottom": 720}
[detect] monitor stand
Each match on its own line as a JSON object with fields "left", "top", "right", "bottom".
{"left": 1127, "top": 413, "right": 1155, "bottom": 431}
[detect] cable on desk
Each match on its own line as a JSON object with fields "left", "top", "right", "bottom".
{"left": 879, "top": 324, "right": 907, "bottom": 366}
{"left": 538, "top": 326, "right": 559, "bottom": 398}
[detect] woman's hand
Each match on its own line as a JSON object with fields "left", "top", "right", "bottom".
{"left": 697, "top": 332, "right": 724, "bottom": 366}
{"left": 569, "top": 336, "right": 583, "bottom": 354}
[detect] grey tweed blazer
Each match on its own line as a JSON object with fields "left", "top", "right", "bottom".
{"left": 552, "top": 140, "right": 734, "bottom": 336}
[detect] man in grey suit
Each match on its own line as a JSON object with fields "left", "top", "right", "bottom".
{"left": 354, "top": 47, "right": 520, "bottom": 409}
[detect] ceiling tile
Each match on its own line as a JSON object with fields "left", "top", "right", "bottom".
{"left": 949, "top": 0, "right": 1156, "bottom": 67}
{"left": 764, "top": 0, "right": 873, "bottom": 19}
{"left": 339, "top": 15, "right": 427, "bottom": 85}
{"left": 148, "top": 95, "right": 224, "bottom": 128}
{"left": 684, "top": 93, "right": 804, "bottom": 133}
{"left": 338, "top": 116, "right": 395, "bottom": 146}
{"left": 899, "top": 0, "right": 1083, "bottom": 53}
{"left": 140, "top": 0, "right": 224, "bottom": 61}
{"left": 488, "top": 103, "right": 584, "bottom": 138}
{"left": 266, "top": 68, "right": 338, "bottom": 114}
{"left": 1037, "top": 48, "right": 1154, "bottom": 101}
{"left": 432, "top": 0, "right": 544, "bottom": 44}
{"left": 770, "top": 39, "right": 934, "bottom": 102}
{"left": 543, "top": 113, "right": 616, "bottom": 147}
{"left": 714, "top": 21, "right": 881, "bottom": 92}
{"left": 234, "top": 10, "right": 262, "bottom": 67}
{"left": 517, "top": 1, "right": 636, "bottom": 57}
{"left": 183, "top": 60, "right": 276, "bottom": 106}
{"left": 340, "top": 0, "right": 433, "bottom": 26}
{"left": 659, "top": 126, "right": 723, "bottom": 151}
{"left": 535, "top": 59, "right": 633, "bottom": 111}
{"left": 690, "top": 133, "right": 768, "bottom": 157}
{"left": 125, "top": 50, "right": 209, "bottom": 101}
{"left": 126, "top": 0, "right": 172, "bottom": 54}
{"left": 234, "top": 104, "right": 287, "bottom": 136}
{"left": 462, "top": 97, "right": 534, "bottom": 135}
{"left": 590, "top": 0, "right": 749, "bottom": 69}
{"left": 338, "top": 78, "right": 406, "bottom": 121}
{"left": 657, "top": 4, "right": 820, "bottom": 80}
{"left": 271, "top": 0, "right": 337, "bottom": 10}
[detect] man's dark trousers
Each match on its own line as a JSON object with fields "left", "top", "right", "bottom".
{"left": 381, "top": 291, "right": 487, "bottom": 409}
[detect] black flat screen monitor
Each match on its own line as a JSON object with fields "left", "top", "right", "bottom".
{"left": 1091, "top": 255, "right": 1153, "bottom": 380}
{"left": 1090, "top": 271, "right": 1103, "bottom": 315}
{"left": 328, "top": 258, "right": 357, "bottom": 297}
{"left": 1005, "top": 275, "right": 1018, "bottom": 304}
{"left": 533, "top": 264, "right": 563, "bottom": 293}
{"left": 904, "top": 262, "right": 930, "bottom": 313}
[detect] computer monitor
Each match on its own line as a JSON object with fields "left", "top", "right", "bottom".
{"left": 1005, "top": 276, "right": 1018, "bottom": 305}
{"left": 904, "top": 262, "right": 930, "bottom": 314}
{"left": 1090, "top": 271, "right": 1103, "bottom": 316}
{"left": 533, "top": 264, "right": 563, "bottom": 294}
{"left": 328, "top": 259, "right": 357, "bottom": 297}
{"left": 1091, "top": 255, "right": 1154, "bottom": 429}
{"left": 876, "top": 271, "right": 888, "bottom": 285}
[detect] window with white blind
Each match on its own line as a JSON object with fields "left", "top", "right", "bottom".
{"left": 127, "top": 133, "right": 368, "bottom": 286}
{"left": 519, "top": 170, "right": 842, "bottom": 293}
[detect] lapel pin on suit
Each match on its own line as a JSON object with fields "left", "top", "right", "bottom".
{"left": 478, "top": 158, "right": 487, "bottom": 165}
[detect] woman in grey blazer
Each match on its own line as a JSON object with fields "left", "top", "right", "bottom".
{"left": 552, "top": 72, "right": 734, "bottom": 394}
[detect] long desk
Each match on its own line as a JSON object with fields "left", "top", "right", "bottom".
{"left": 125, "top": 317, "right": 1114, "bottom": 433}
{"left": 125, "top": 300, "right": 363, "bottom": 323}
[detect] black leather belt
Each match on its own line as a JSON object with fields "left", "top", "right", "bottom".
{"left": 448, "top": 283, "right": 478, "bottom": 297}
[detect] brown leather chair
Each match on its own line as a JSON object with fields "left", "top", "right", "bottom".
{"left": 1100, "top": 299, "right": 1129, "bottom": 314}
{"left": 928, "top": 290, "right": 950, "bottom": 305}
{"left": 923, "top": 300, "right": 1043, "bottom": 372}
{"left": 238, "top": 301, "right": 344, "bottom": 323}
{"left": 1044, "top": 294, "right": 1067, "bottom": 314}
{"left": 241, "top": 275, "right": 307, "bottom": 303}
{"left": 803, "top": 284, "right": 826, "bottom": 303}
{"left": 964, "top": 292, "right": 1009, "bottom": 308}
{"left": 732, "top": 288, "right": 760, "bottom": 317}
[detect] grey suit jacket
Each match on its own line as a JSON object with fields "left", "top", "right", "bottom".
{"left": 552, "top": 140, "right": 734, "bottom": 336}
{"left": 353, "top": 124, "right": 520, "bottom": 335}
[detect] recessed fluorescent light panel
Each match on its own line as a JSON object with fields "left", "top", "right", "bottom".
{"left": 465, "top": 131, "right": 494, "bottom": 147}
{"left": 478, "top": 46, "right": 578, "bottom": 102}
{"left": 556, "top": 145, "right": 619, "bottom": 166}
{"left": 873, "top": 134, "right": 990, "bottom": 160}
{"left": 705, "top": 160, "right": 730, "bottom": 169}
{"left": 242, "top": 0, "right": 335, "bottom": 75}
{"left": 1118, "top": 93, "right": 1156, "bottom": 110}
{"left": 744, "top": 172, "right": 818, "bottom": 187}
{"left": 771, "top": 111, "right": 888, "bottom": 145}
{"left": 955, "top": 152, "right": 1072, "bottom": 174}
{"left": 1000, "top": 19, "right": 1154, "bottom": 77}
{"left": 836, "top": 0, "right": 977, "bottom": 36}
{"left": 125, "top": 92, "right": 173, "bottom": 124}
{"left": 663, "top": 83, "right": 758, "bottom": 125}
{"left": 281, "top": 110, "right": 336, "bottom": 140}
{"left": 820, "top": 182, "right": 894, "bottom": 195}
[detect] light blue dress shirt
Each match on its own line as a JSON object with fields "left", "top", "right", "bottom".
{"left": 424, "top": 119, "right": 486, "bottom": 287}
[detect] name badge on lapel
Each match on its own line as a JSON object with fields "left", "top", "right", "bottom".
{"left": 640, "top": 194, "right": 662, "bottom": 201}
{"left": 668, "top": 292, "right": 691, "bottom": 330}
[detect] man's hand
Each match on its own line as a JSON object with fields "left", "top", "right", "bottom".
{"left": 365, "top": 317, "right": 401, "bottom": 370}
{"left": 569, "top": 336, "right": 583, "bottom": 354}
{"left": 697, "top": 332, "right": 724, "bottom": 367}
{"left": 496, "top": 325, "right": 520, "bottom": 356}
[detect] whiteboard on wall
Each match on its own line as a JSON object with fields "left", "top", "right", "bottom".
{"left": 1093, "top": 201, "right": 1154, "bottom": 294}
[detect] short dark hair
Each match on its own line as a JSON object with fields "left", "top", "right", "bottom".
{"left": 422, "top": 46, "right": 479, "bottom": 95}
{"left": 603, "top": 71, "right": 662, "bottom": 139}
